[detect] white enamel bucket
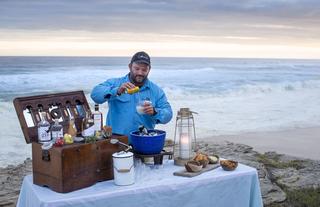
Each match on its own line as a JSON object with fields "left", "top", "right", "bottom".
{"left": 112, "top": 151, "right": 135, "bottom": 185}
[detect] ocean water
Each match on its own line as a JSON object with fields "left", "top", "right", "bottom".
{"left": 1, "top": 56, "right": 320, "bottom": 167}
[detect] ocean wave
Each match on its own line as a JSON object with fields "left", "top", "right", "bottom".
{"left": 161, "top": 79, "right": 320, "bottom": 99}
{"left": 229, "top": 79, "right": 320, "bottom": 96}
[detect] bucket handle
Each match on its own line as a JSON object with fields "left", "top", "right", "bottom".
{"left": 114, "top": 165, "right": 134, "bottom": 173}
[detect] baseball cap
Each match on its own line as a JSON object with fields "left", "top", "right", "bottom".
{"left": 130, "top": 51, "right": 151, "bottom": 66}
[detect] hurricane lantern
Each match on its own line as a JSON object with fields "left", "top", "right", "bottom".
{"left": 173, "top": 108, "right": 197, "bottom": 166}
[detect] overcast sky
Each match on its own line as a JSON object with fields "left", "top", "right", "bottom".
{"left": 1, "top": 0, "right": 320, "bottom": 58}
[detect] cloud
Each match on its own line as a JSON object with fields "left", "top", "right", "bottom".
{"left": 1, "top": 0, "right": 320, "bottom": 33}
{"left": 0, "top": 0, "right": 319, "bottom": 57}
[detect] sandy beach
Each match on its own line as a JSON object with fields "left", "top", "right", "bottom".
{"left": 202, "top": 126, "right": 320, "bottom": 160}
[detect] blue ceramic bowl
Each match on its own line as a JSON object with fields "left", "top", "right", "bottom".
{"left": 130, "top": 129, "right": 166, "bottom": 155}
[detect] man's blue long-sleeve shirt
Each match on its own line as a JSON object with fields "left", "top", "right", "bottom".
{"left": 91, "top": 74, "right": 172, "bottom": 140}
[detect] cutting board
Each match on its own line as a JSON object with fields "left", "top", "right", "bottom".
{"left": 173, "top": 163, "right": 220, "bottom": 177}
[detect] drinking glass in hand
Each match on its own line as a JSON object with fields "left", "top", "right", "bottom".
{"left": 136, "top": 100, "right": 152, "bottom": 114}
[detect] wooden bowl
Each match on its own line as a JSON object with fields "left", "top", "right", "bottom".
{"left": 185, "top": 160, "right": 203, "bottom": 172}
{"left": 220, "top": 160, "right": 238, "bottom": 171}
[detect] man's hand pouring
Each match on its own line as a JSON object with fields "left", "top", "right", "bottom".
{"left": 117, "top": 82, "right": 136, "bottom": 95}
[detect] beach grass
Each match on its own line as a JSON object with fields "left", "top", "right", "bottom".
{"left": 257, "top": 154, "right": 305, "bottom": 170}
{"left": 285, "top": 188, "right": 320, "bottom": 207}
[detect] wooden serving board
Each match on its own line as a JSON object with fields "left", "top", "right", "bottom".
{"left": 173, "top": 164, "right": 220, "bottom": 177}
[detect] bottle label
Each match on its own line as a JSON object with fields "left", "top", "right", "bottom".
{"left": 38, "top": 126, "right": 51, "bottom": 142}
{"left": 51, "top": 130, "right": 63, "bottom": 141}
{"left": 82, "top": 125, "right": 95, "bottom": 137}
{"left": 93, "top": 114, "right": 102, "bottom": 131}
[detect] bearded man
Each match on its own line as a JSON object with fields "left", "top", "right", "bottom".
{"left": 91, "top": 51, "right": 172, "bottom": 140}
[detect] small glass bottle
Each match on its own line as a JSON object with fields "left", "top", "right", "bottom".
{"left": 81, "top": 111, "right": 94, "bottom": 137}
{"left": 93, "top": 104, "right": 103, "bottom": 132}
{"left": 37, "top": 112, "right": 51, "bottom": 143}
{"left": 76, "top": 102, "right": 86, "bottom": 118}
{"left": 51, "top": 118, "right": 63, "bottom": 143}
{"left": 67, "top": 117, "right": 77, "bottom": 137}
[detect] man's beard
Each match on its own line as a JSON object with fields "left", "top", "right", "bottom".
{"left": 135, "top": 75, "right": 145, "bottom": 83}
{"left": 131, "top": 74, "right": 147, "bottom": 85}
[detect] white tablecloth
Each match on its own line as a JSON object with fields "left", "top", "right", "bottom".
{"left": 17, "top": 161, "right": 263, "bottom": 207}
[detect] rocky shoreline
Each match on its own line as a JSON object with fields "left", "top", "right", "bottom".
{"left": 1, "top": 141, "right": 319, "bottom": 207}
{"left": 197, "top": 141, "right": 320, "bottom": 207}
{"left": 0, "top": 158, "right": 32, "bottom": 207}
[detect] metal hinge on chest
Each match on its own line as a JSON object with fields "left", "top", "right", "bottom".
{"left": 42, "top": 150, "right": 50, "bottom": 161}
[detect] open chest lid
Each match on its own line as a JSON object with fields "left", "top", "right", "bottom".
{"left": 13, "top": 91, "right": 91, "bottom": 144}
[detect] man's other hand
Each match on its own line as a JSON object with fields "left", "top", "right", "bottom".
{"left": 143, "top": 101, "right": 155, "bottom": 115}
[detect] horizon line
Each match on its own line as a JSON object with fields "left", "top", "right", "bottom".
{"left": 0, "top": 55, "right": 319, "bottom": 61}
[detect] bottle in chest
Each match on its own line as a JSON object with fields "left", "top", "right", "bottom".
{"left": 93, "top": 104, "right": 103, "bottom": 132}
{"left": 51, "top": 118, "right": 63, "bottom": 142}
{"left": 37, "top": 112, "right": 51, "bottom": 143}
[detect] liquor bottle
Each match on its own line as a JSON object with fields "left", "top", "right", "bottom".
{"left": 51, "top": 118, "right": 63, "bottom": 142}
{"left": 76, "top": 102, "right": 86, "bottom": 118}
{"left": 67, "top": 117, "right": 77, "bottom": 137}
{"left": 37, "top": 112, "right": 51, "bottom": 143}
{"left": 93, "top": 104, "right": 103, "bottom": 132}
{"left": 81, "top": 111, "right": 95, "bottom": 137}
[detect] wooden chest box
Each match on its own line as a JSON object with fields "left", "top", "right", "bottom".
{"left": 13, "top": 91, "right": 128, "bottom": 193}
